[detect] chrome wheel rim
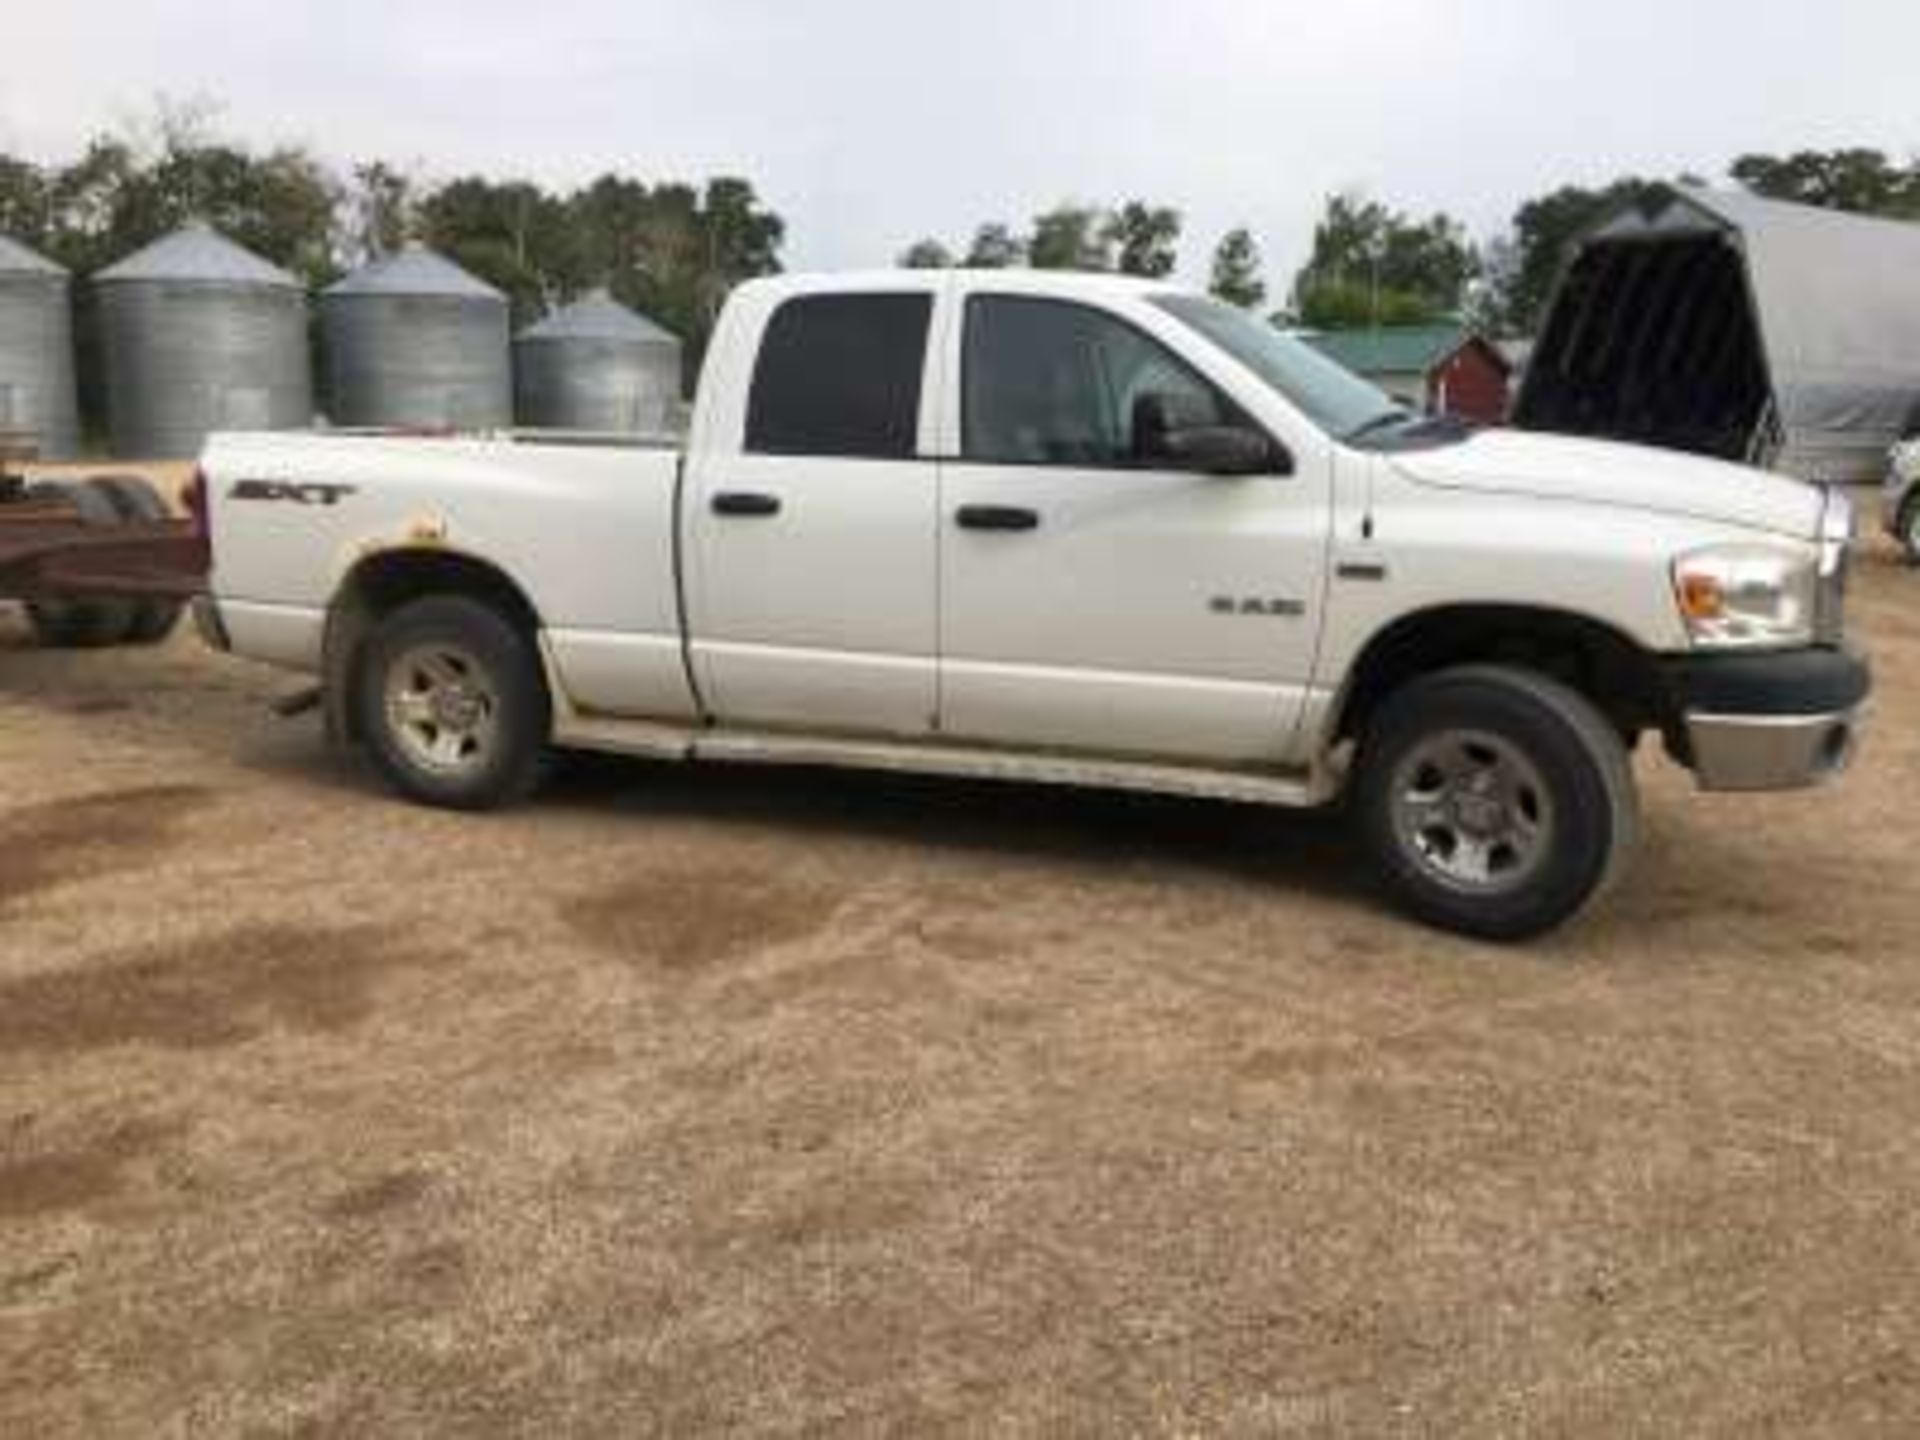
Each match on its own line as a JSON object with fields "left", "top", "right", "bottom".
{"left": 1389, "top": 729, "right": 1555, "bottom": 895}
{"left": 384, "top": 643, "right": 499, "bottom": 777}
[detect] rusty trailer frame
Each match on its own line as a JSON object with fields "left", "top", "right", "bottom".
{"left": 0, "top": 469, "right": 208, "bottom": 604}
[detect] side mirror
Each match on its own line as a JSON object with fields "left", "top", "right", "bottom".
{"left": 1132, "top": 392, "right": 1290, "bottom": 477}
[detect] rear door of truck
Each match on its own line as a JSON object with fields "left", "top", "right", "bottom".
{"left": 679, "top": 275, "right": 949, "bottom": 737}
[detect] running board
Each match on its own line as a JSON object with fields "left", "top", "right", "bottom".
{"left": 550, "top": 710, "right": 1326, "bottom": 810}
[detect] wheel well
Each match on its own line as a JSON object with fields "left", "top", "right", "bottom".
{"left": 322, "top": 548, "right": 543, "bottom": 745}
{"left": 1334, "top": 606, "right": 1674, "bottom": 748}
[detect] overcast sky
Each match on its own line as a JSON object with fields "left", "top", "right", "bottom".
{"left": 4, "top": 1, "right": 1917, "bottom": 285}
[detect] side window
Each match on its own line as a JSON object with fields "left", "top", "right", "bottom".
{"left": 962, "top": 295, "right": 1231, "bottom": 467}
{"left": 746, "top": 293, "right": 933, "bottom": 459}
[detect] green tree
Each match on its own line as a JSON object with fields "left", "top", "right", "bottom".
{"left": 1209, "top": 227, "right": 1266, "bottom": 308}
{"left": 419, "top": 177, "right": 584, "bottom": 324}
{"left": 963, "top": 222, "right": 1024, "bottom": 268}
{"left": 414, "top": 171, "right": 782, "bottom": 353}
{"left": 1730, "top": 148, "right": 1920, "bottom": 217}
{"left": 1028, "top": 204, "right": 1112, "bottom": 271}
{"left": 344, "top": 161, "right": 417, "bottom": 265}
{"left": 563, "top": 174, "right": 783, "bottom": 371}
{"left": 897, "top": 237, "right": 954, "bottom": 269}
{"left": 0, "top": 155, "right": 52, "bottom": 247}
{"left": 1, "top": 99, "right": 790, "bottom": 423}
{"left": 1104, "top": 201, "right": 1181, "bottom": 277}
{"left": 1290, "top": 192, "right": 1477, "bottom": 330}
{"left": 1292, "top": 281, "right": 1447, "bottom": 330}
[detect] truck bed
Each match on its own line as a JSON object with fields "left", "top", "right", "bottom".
{"left": 202, "top": 430, "right": 691, "bottom": 717}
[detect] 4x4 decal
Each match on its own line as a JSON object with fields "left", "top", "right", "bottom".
{"left": 229, "top": 479, "right": 357, "bottom": 507}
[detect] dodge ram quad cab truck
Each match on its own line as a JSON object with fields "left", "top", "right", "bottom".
{"left": 194, "top": 270, "right": 1870, "bottom": 940}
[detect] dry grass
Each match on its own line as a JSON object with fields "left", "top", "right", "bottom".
{"left": 2, "top": 532, "right": 1918, "bottom": 1436}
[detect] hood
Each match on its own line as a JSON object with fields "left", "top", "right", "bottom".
{"left": 1389, "top": 429, "right": 1823, "bottom": 539}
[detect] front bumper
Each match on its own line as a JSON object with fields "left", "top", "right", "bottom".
{"left": 1664, "top": 648, "right": 1871, "bottom": 792}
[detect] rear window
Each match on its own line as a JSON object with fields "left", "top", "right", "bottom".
{"left": 745, "top": 293, "right": 932, "bottom": 459}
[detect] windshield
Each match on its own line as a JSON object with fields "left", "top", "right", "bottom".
{"left": 1151, "top": 293, "right": 1419, "bottom": 445}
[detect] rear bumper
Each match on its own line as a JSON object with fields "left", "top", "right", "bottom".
{"left": 1664, "top": 648, "right": 1871, "bottom": 792}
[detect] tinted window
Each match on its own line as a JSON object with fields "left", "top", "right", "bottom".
{"left": 1152, "top": 293, "right": 1416, "bottom": 444}
{"left": 746, "top": 293, "right": 932, "bottom": 459}
{"left": 963, "top": 295, "right": 1232, "bottom": 467}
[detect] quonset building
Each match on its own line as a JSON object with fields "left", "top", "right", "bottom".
{"left": 1514, "top": 186, "right": 1920, "bottom": 482}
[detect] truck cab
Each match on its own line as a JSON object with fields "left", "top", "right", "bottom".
{"left": 198, "top": 269, "right": 1871, "bottom": 940}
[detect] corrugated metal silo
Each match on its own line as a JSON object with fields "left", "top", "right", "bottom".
{"left": 0, "top": 234, "right": 80, "bottom": 459}
{"left": 322, "top": 244, "right": 512, "bottom": 429}
{"left": 94, "top": 222, "right": 312, "bottom": 459}
{"left": 514, "top": 288, "right": 683, "bottom": 434}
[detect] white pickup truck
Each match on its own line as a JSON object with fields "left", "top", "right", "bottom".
{"left": 194, "top": 270, "right": 1870, "bottom": 939}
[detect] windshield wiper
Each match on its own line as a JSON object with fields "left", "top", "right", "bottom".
{"left": 1345, "top": 409, "right": 1414, "bottom": 444}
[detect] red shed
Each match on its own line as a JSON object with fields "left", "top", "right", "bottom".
{"left": 1303, "top": 325, "right": 1514, "bottom": 426}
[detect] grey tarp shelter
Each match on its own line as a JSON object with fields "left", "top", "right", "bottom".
{"left": 1514, "top": 186, "right": 1920, "bottom": 481}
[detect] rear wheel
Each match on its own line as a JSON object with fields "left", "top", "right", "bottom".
{"left": 90, "top": 474, "right": 184, "bottom": 644}
{"left": 353, "top": 595, "right": 549, "bottom": 810}
{"left": 1354, "top": 664, "right": 1639, "bottom": 941}
{"left": 23, "top": 479, "right": 138, "bottom": 648}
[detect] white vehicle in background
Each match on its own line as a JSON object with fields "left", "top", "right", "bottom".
{"left": 193, "top": 269, "right": 1870, "bottom": 940}
{"left": 1887, "top": 433, "right": 1920, "bottom": 562}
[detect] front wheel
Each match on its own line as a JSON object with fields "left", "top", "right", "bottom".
{"left": 353, "top": 595, "right": 550, "bottom": 811}
{"left": 1353, "top": 665, "right": 1639, "bottom": 942}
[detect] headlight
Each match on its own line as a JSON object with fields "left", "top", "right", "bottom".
{"left": 1673, "top": 544, "right": 1818, "bottom": 649}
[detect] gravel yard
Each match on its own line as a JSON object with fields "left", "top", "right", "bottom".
{"left": 2, "top": 532, "right": 1918, "bottom": 1435}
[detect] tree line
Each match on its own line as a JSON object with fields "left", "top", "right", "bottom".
{"left": 1295, "top": 148, "right": 1920, "bottom": 336}
{"left": 0, "top": 100, "right": 785, "bottom": 363}
{"left": 897, "top": 206, "right": 1268, "bottom": 309}
{"left": 903, "top": 149, "right": 1920, "bottom": 338}
{"left": 4, "top": 100, "right": 1917, "bottom": 367}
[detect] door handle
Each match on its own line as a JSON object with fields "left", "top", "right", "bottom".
{"left": 711, "top": 491, "right": 782, "bottom": 518}
{"left": 955, "top": 504, "right": 1040, "bottom": 533}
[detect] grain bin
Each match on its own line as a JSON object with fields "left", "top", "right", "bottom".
{"left": 514, "top": 288, "right": 683, "bottom": 433}
{"left": 322, "top": 244, "right": 511, "bottom": 429}
{"left": 94, "top": 223, "right": 312, "bottom": 459}
{"left": 0, "top": 234, "right": 80, "bottom": 459}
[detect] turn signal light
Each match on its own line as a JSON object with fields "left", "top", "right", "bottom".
{"left": 1676, "top": 571, "right": 1725, "bottom": 622}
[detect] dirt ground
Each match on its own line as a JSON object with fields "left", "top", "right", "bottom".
{"left": 2, "top": 527, "right": 1918, "bottom": 1438}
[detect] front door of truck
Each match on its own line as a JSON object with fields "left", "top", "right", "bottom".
{"left": 937, "top": 292, "right": 1326, "bottom": 765}
{"left": 683, "top": 282, "right": 944, "bottom": 737}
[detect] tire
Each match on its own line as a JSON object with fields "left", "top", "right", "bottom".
{"left": 22, "top": 479, "right": 138, "bottom": 648}
{"left": 1900, "top": 493, "right": 1920, "bottom": 566}
{"left": 90, "top": 475, "right": 184, "bottom": 644}
{"left": 352, "top": 595, "right": 550, "bottom": 811}
{"left": 1353, "top": 664, "right": 1639, "bottom": 942}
